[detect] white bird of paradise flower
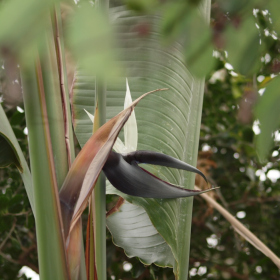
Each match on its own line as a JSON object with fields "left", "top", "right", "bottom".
{"left": 84, "top": 78, "right": 138, "bottom": 154}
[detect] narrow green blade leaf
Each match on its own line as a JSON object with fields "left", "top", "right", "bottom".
{"left": 0, "top": 133, "right": 22, "bottom": 171}
{"left": 22, "top": 63, "right": 69, "bottom": 280}
{"left": 0, "top": 104, "right": 34, "bottom": 212}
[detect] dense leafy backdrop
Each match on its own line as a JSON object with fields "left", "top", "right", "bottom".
{"left": 1, "top": 0, "right": 280, "bottom": 279}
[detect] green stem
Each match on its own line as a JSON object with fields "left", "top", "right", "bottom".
{"left": 39, "top": 30, "right": 69, "bottom": 188}
{"left": 94, "top": 79, "right": 107, "bottom": 280}
{"left": 53, "top": 5, "right": 76, "bottom": 166}
{"left": 92, "top": 2, "right": 109, "bottom": 279}
{"left": 22, "top": 60, "right": 69, "bottom": 280}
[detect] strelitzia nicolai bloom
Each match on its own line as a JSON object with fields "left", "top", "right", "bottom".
{"left": 84, "top": 78, "right": 137, "bottom": 154}
{"left": 85, "top": 79, "right": 213, "bottom": 199}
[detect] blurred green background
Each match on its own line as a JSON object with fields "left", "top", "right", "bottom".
{"left": 1, "top": 0, "right": 280, "bottom": 279}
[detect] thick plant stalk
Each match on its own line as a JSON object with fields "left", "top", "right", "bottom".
{"left": 92, "top": 1, "right": 109, "bottom": 279}
{"left": 93, "top": 79, "right": 107, "bottom": 280}
{"left": 22, "top": 60, "right": 69, "bottom": 280}
{"left": 86, "top": 105, "right": 99, "bottom": 280}
{"left": 67, "top": 219, "right": 84, "bottom": 280}
{"left": 53, "top": 5, "right": 76, "bottom": 167}
{"left": 53, "top": 7, "right": 87, "bottom": 279}
{"left": 39, "top": 27, "right": 69, "bottom": 188}
{"left": 86, "top": 201, "right": 97, "bottom": 280}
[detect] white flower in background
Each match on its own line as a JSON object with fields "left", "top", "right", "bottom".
{"left": 84, "top": 78, "right": 138, "bottom": 153}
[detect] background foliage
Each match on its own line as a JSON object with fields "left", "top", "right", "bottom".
{"left": 1, "top": 0, "right": 280, "bottom": 279}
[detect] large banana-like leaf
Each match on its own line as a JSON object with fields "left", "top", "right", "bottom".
{"left": 71, "top": 1, "right": 210, "bottom": 278}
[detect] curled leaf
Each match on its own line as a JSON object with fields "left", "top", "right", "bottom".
{"left": 103, "top": 151, "right": 213, "bottom": 198}
{"left": 0, "top": 104, "right": 33, "bottom": 212}
{"left": 0, "top": 133, "right": 22, "bottom": 172}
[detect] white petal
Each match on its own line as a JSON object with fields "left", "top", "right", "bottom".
{"left": 113, "top": 137, "right": 127, "bottom": 153}
{"left": 124, "top": 78, "right": 138, "bottom": 152}
{"left": 84, "top": 109, "right": 94, "bottom": 123}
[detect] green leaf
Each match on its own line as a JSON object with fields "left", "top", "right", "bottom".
{"left": 0, "top": 104, "right": 34, "bottom": 213}
{"left": 71, "top": 73, "right": 96, "bottom": 147}
{"left": 0, "top": 0, "right": 54, "bottom": 65}
{"left": 254, "top": 76, "right": 280, "bottom": 161}
{"left": 106, "top": 200, "right": 175, "bottom": 267}
{"left": 217, "top": 0, "right": 253, "bottom": 13}
{"left": 124, "top": 0, "right": 159, "bottom": 13}
{"left": 0, "top": 133, "right": 21, "bottom": 171}
{"left": 161, "top": 1, "right": 214, "bottom": 77}
{"left": 22, "top": 65, "right": 69, "bottom": 280}
{"left": 225, "top": 16, "right": 261, "bottom": 75}
{"left": 71, "top": 2, "right": 210, "bottom": 278}
{"left": 267, "top": 0, "right": 280, "bottom": 35}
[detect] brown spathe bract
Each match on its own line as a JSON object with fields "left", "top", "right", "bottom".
{"left": 59, "top": 88, "right": 168, "bottom": 238}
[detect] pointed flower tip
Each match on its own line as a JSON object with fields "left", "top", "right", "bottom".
{"left": 126, "top": 78, "right": 130, "bottom": 93}
{"left": 103, "top": 151, "right": 211, "bottom": 199}
{"left": 124, "top": 78, "right": 133, "bottom": 110}
{"left": 123, "top": 150, "right": 207, "bottom": 183}
{"left": 195, "top": 186, "right": 220, "bottom": 195}
{"left": 201, "top": 186, "right": 219, "bottom": 193}
{"left": 84, "top": 109, "right": 94, "bottom": 123}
